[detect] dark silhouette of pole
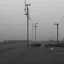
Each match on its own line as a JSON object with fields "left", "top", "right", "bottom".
{"left": 53, "top": 15, "right": 64, "bottom": 44}
{"left": 54, "top": 23, "right": 59, "bottom": 44}
{"left": 34, "top": 23, "right": 38, "bottom": 42}
{"left": 32, "top": 23, "right": 34, "bottom": 42}
{"left": 24, "top": 0, "right": 31, "bottom": 46}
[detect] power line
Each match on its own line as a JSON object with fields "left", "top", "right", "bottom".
{"left": 58, "top": 15, "right": 64, "bottom": 23}
{"left": 29, "top": 17, "right": 34, "bottom": 42}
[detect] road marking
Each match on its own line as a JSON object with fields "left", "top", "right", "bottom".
{"left": 50, "top": 48, "right": 53, "bottom": 50}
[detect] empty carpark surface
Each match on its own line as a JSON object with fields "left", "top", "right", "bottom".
{"left": 15, "top": 46, "right": 64, "bottom": 64}
{"left": 0, "top": 43, "right": 64, "bottom": 64}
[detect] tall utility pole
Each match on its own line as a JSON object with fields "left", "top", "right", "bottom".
{"left": 24, "top": 0, "right": 31, "bottom": 46}
{"left": 32, "top": 22, "right": 34, "bottom": 42}
{"left": 53, "top": 15, "right": 64, "bottom": 44}
{"left": 34, "top": 23, "right": 38, "bottom": 42}
{"left": 54, "top": 23, "right": 59, "bottom": 44}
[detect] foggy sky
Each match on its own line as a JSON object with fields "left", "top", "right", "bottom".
{"left": 0, "top": 0, "right": 64, "bottom": 41}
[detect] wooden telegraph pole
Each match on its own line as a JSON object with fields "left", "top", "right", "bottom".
{"left": 24, "top": 0, "right": 31, "bottom": 46}
{"left": 54, "top": 23, "right": 59, "bottom": 44}
{"left": 34, "top": 23, "right": 38, "bottom": 42}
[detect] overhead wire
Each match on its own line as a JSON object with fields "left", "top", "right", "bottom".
{"left": 58, "top": 15, "right": 64, "bottom": 24}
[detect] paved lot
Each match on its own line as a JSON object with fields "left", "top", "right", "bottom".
{"left": 15, "top": 46, "right": 64, "bottom": 64}
{"left": 1, "top": 43, "right": 64, "bottom": 64}
{"left": 0, "top": 43, "right": 29, "bottom": 64}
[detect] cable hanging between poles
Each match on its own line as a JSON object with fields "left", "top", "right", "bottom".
{"left": 58, "top": 15, "right": 64, "bottom": 23}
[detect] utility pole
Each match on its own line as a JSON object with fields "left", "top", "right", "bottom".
{"left": 34, "top": 23, "right": 38, "bottom": 42}
{"left": 54, "top": 23, "right": 59, "bottom": 44}
{"left": 53, "top": 15, "right": 64, "bottom": 44}
{"left": 32, "top": 22, "right": 34, "bottom": 42}
{"left": 24, "top": 0, "right": 31, "bottom": 46}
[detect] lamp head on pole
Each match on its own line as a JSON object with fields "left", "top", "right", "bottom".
{"left": 54, "top": 23, "right": 59, "bottom": 25}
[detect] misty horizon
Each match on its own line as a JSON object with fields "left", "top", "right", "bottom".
{"left": 0, "top": 0, "right": 64, "bottom": 41}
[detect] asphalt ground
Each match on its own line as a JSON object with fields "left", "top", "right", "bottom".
{"left": 15, "top": 46, "right": 64, "bottom": 64}
{"left": 0, "top": 43, "right": 64, "bottom": 64}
